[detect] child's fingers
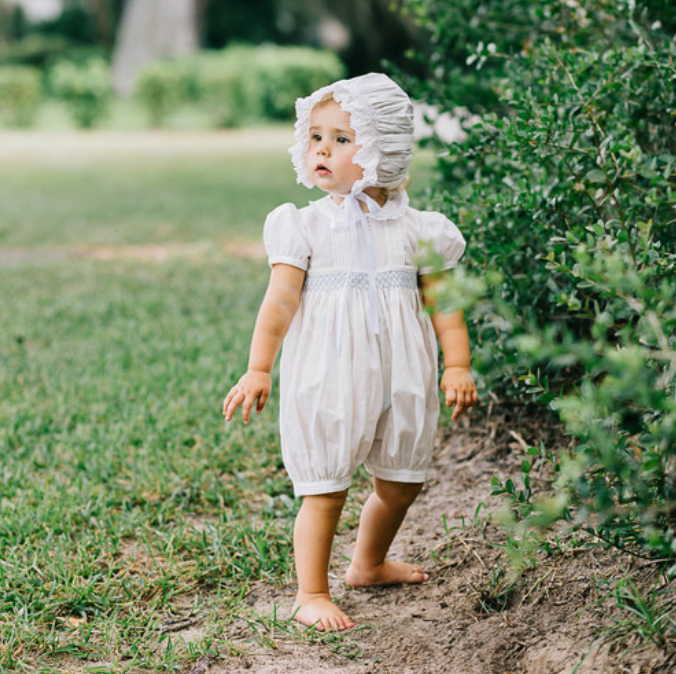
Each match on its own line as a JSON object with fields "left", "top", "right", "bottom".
{"left": 444, "top": 388, "right": 457, "bottom": 408}
{"left": 224, "top": 390, "right": 245, "bottom": 421}
{"left": 452, "top": 398, "right": 467, "bottom": 420}
{"left": 445, "top": 388, "right": 473, "bottom": 420}
{"left": 452, "top": 389, "right": 479, "bottom": 420}
{"left": 257, "top": 389, "right": 269, "bottom": 413}
{"left": 241, "top": 393, "right": 259, "bottom": 424}
{"left": 223, "top": 391, "right": 239, "bottom": 416}
{"left": 222, "top": 390, "right": 235, "bottom": 414}
{"left": 450, "top": 390, "right": 463, "bottom": 419}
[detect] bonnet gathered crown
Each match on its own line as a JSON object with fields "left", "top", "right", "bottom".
{"left": 290, "top": 72, "right": 415, "bottom": 197}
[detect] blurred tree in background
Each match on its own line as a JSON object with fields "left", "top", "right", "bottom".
{"left": 199, "top": 0, "right": 429, "bottom": 77}
{"left": 0, "top": 0, "right": 431, "bottom": 125}
{"left": 112, "top": 0, "right": 198, "bottom": 95}
{"left": 0, "top": 0, "right": 429, "bottom": 77}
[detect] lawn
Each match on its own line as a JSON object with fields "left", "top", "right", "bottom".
{"left": 0, "top": 128, "right": 310, "bottom": 247}
{"left": 0, "top": 129, "right": 435, "bottom": 672}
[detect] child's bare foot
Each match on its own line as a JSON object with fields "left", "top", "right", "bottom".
{"left": 292, "top": 593, "right": 356, "bottom": 631}
{"left": 345, "top": 560, "right": 429, "bottom": 588}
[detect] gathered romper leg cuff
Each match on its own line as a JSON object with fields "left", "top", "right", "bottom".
{"left": 364, "top": 464, "right": 428, "bottom": 485}
{"left": 292, "top": 476, "right": 353, "bottom": 498}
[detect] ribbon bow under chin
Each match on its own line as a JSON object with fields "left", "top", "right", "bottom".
{"left": 329, "top": 191, "right": 383, "bottom": 353}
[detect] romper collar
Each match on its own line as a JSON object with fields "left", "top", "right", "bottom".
{"left": 309, "top": 190, "right": 409, "bottom": 221}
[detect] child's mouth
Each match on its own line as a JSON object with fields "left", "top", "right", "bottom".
{"left": 316, "top": 165, "right": 331, "bottom": 175}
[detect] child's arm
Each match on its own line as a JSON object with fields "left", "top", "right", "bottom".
{"left": 223, "top": 263, "right": 305, "bottom": 423}
{"left": 421, "top": 274, "right": 478, "bottom": 421}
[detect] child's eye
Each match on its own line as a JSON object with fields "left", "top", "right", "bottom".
{"left": 311, "top": 133, "right": 322, "bottom": 142}
{"left": 337, "top": 136, "right": 351, "bottom": 144}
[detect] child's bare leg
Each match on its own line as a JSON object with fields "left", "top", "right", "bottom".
{"left": 345, "top": 478, "right": 428, "bottom": 587}
{"left": 292, "top": 489, "right": 355, "bottom": 631}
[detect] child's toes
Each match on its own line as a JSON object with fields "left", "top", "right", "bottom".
{"left": 407, "top": 565, "right": 426, "bottom": 581}
{"left": 339, "top": 616, "right": 356, "bottom": 631}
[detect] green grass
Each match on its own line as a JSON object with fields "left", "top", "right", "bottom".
{"left": 0, "top": 257, "right": 295, "bottom": 671}
{"left": 0, "top": 132, "right": 307, "bottom": 247}
{"left": 26, "top": 98, "right": 230, "bottom": 133}
{"left": 0, "top": 132, "right": 435, "bottom": 671}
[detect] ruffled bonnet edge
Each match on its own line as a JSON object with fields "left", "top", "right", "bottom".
{"left": 289, "top": 73, "right": 414, "bottom": 198}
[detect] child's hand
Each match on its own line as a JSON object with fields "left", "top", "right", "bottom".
{"left": 223, "top": 370, "right": 271, "bottom": 424}
{"left": 440, "top": 367, "right": 478, "bottom": 421}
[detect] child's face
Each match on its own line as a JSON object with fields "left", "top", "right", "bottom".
{"left": 305, "top": 99, "right": 364, "bottom": 196}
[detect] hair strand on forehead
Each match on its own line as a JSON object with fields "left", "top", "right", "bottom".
{"left": 317, "top": 92, "right": 335, "bottom": 106}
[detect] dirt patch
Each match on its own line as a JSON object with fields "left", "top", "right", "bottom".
{"left": 201, "top": 409, "right": 675, "bottom": 674}
{"left": 0, "top": 241, "right": 265, "bottom": 265}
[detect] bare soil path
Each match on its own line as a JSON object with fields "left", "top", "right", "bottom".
{"left": 191, "top": 412, "right": 674, "bottom": 674}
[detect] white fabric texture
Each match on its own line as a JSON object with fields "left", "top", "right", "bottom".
{"left": 290, "top": 72, "right": 415, "bottom": 196}
{"left": 263, "top": 192, "right": 466, "bottom": 496}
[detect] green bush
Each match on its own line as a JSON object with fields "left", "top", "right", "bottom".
{"left": 192, "top": 48, "right": 260, "bottom": 127}
{"left": 405, "top": 0, "right": 676, "bottom": 561}
{"left": 0, "top": 65, "right": 42, "bottom": 126}
{"left": 134, "top": 45, "right": 345, "bottom": 128}
{"left": 194, "top": 45, "right": 345, "bottom": 127}
{"left": 50, "top": 57, "right": 112, "bottom": 128}
{"left": 135, "top": 59, "right": 192, "bottom": 127}
{"left": 253, "top": 45, "right": 346, "bottom": 120}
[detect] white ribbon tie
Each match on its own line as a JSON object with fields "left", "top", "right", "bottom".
{"left": 329, "top": 191, "right": 382, "bottom": 352}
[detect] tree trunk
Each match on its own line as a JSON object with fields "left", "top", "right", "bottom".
{"left": 111, "top": 0, "right": 198, "bottom": 96}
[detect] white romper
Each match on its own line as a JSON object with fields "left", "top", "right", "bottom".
{"left": 263, "top": 191, "right": 466, "bottom": 497}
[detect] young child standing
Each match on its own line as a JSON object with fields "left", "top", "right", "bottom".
{"left": 223, "top": 73, "right": 477, "bottom": 632}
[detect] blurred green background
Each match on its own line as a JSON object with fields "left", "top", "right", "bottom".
{"left": 0, "top": 0, "right": 431, "bottom": 130}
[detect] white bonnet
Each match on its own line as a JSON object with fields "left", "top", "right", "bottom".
{"left": 289, "top": 72, "right": 415, "bottom": 196}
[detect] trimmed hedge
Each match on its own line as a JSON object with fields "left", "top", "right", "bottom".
{"left": 49, "top": 57, "right": 112, "bottom": 128}
{"left": 135, "top": 44, "right": 345, "bottom": 128}
{"left": 192, "top": 47, "right": 260, "bottom": 128}
{"left": 135, "top": 59, "right": 193, "bottom": 128}
{"left": 0, "top": 65, "right": 41, "bottom": 126}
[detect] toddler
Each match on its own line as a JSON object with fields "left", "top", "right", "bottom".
{"left": 223, "top": 73, "right": 477, "bottom": 631}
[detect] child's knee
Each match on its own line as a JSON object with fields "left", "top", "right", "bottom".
{"left": 373, "top": 478, "right": 423, "bottom": 509}
{"left": 302, "top": 489, "right": 349, "bottom": 515}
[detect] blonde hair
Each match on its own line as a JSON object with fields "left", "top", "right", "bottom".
{"left": 379, "top": 179, "right": 411, "bottom": 202}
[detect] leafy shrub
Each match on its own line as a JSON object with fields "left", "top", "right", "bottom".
{"left": 192, "top": 48, "right": 260, "bottom": 127}
{"left": 405, "top": 0, "right": 676, "bottom": 561}
{"left": 195, "top": 44, "right": 345, "bottom": 127}
{"left": 50, "top": 57, "right": 111, "bottom": 128}
{"left": 135, "top": 59, "right": 192, "bottom": 127}
{"left": 0, "top": 65, "right": 42, "bottom": 126}
{"left": 253, "top": 45, "right": 346, "bottom": 119}
{"left": 134, "top": 45, "right": 345, "bottom": 128}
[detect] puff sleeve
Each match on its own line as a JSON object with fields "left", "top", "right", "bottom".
{"left": 263, "top": 202, "right": 311, "bottom": 270}
{"left": 415, "top": 210, "right": 466, "bottom": 275}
